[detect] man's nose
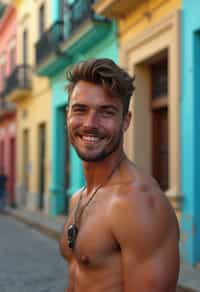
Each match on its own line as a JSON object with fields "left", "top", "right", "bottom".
{"left": 83, "top": 111, "right": 98, "bottom": 128}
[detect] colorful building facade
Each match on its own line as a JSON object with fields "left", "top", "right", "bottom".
{"left": 1, "top": 0, "right": 200, "bottom": 267}
{"left": 95, "top": 0, "right": 200, "bottom": 267}
{"left": 0, "top": 3, "right": 17, "bottom": 206}
{"left": 35, "top": 0, "right": 118, "bottom": 215}
{"left": 9, "top": 0, "right": 52, "bottom": 213}
{"left": 181, "top": 0, "right": 200, "bottom": 266}
{"left": 95, "top": 0, "right": 182, "bottom": 213}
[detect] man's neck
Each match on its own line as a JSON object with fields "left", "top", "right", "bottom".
{"left": 82, "top": 149, "right": 125, "bottom": 194}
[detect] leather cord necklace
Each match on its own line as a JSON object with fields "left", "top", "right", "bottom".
{"left": 67, "top": 154, "right": 124, "bottom": 249}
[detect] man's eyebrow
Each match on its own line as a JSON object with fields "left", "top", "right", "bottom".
{"left": 99, "top": 105, "right": 119, "bottom": 112}
{"left": 70, "top": 103, "right": 119, "bottom": 112}
{"left": 71, "top": 103, "right": 87, "bottom": 108}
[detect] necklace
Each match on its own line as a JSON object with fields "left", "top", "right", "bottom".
{"left": 67, "top": 155, "right": 124, "bottom": 249}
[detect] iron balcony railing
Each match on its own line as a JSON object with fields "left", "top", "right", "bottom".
{"left": 0, "top": 89, "right": 15, "bottom": 111}
{"left": 4, "top": 65, "right": 32, "bottom": 97}
{"left": 35, "top": 0, "right": 95, "bottom": 66}
{"left": 35, "top": 20, "right": 64, "bottom": 66}
{"left": 0, "top": 89, "right": 5, "bottom": 109}
{"left": 68, "top": 0, "right": 94, "bottom": 34}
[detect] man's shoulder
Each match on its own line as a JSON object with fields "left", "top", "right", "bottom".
{"left": 69, "top": 187, "right": 84, "bottom": 210}
{"left": 111, "top": 170, "right": 179, "bottom": 250}
{"left": 114, "top": 167, "right": 164, "bottom": 212}
{"left": 114, "top": 171, "right": 177, "bottom": 226}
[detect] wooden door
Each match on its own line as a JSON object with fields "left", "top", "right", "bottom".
{"left": 152, "top": 107, "right": 168, "bottom": 190}
{"left": 9, "top": 137, "right": 16, "bottom": 206}
{"left": 22, "top": 129, "right": 29, "bottom": 205}
{"left": 38, "top": 124, "right": 46, "bottom": 209}
{"left": 151, "top": 56, "right": 168, "bottom": 191}
{"left": 0, "top": 140, "right": 4, "bottom": 170}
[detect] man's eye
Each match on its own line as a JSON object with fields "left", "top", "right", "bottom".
{"left": 101, "top": 111, "right": 114, "bottom": 117}
{"left": 73, "top": 108, "right": 85, "bottom": 113}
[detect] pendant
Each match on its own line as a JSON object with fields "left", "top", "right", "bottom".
{"left": 67, "top": 224, "right": 78, "bottom": 249}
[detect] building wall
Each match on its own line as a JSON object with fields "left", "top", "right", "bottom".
{"left": 14, "top": 0, "right": 52, "bottom": 213}
{"left": 15, "top": 0, "right": 51, "bottom": 65}
{"left": 119, "top": 0, "right": 181, "bottom": 43}
{"left": 0, "top": 114, "right": 16, "bottom": 205}
{"left": 0, "top": 5, "right": 17, "bottom": 89}
{"left": 181, "top": 0, "right": 200, "bottom": 266}
{"left": 50, "top": 19, "right": 118, "bottom": 215}
{"left": 117, "top": 0, "right": 181, "bottom": 213}
{"left": 0, "top": 4, "right": 17, "bottom": 206}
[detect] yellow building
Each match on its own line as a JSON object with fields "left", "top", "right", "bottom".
{"left": 94, "top": 0, "right": 181, "bottom": 215}
{"left": 8, "top": 0, "right": 52, "bottom": 213}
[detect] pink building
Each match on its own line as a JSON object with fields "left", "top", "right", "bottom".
{"left": 0, "top": 4, "right": 17, "bottom": 206}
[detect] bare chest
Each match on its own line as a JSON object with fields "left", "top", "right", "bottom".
{"left": 63, "top": 197, "right": 119, "bottom": 267}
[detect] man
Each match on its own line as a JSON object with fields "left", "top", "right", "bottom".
{"left": 60, "top": 58, "right": 180, "bottom": 292}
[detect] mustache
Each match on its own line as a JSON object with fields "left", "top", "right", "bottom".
{"left": 76, "top": 127, "right": 104, "bottom": 137}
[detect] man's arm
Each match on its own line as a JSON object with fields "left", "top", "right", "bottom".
{"left": 110, "top": 185, "right": 180, "bottom": 292}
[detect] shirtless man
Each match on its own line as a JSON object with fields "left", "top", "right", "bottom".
{"left": 60, "top": 58, "right": 180, "bottom": 292}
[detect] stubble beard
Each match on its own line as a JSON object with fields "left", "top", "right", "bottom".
{"left": 69, "top": 126, "right": 124, "bottom": 162}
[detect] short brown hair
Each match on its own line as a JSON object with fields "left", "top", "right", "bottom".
{"left": 66, "top": 58, "right": 135, "bottom": 115}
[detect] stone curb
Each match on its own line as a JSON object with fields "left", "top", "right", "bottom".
{"left": 5, "top": 208, "right": 63, "bottom": 241}
{"left": 8, "top": 211, "right": 61, "bottom": 240}
{"left": 177, "top": 287, "right": 196, "bottom": 292}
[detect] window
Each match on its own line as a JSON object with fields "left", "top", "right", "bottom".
{"left": 0, "top": 62, "right": 6, "bottom": 92}
{"left": 151, "top": 58, "right": 168, "bottom": 99}
{"left": 10, "top": 47, "right": 16, "bottom": 73}
{"left": 39, "top": 3, "right": 45, "bottom": 37}
{"left": 23, "top": 29, "right": 28, "bottom": 64}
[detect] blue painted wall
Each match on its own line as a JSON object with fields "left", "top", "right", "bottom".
{"left": 49, "top": 72, "right": 85, "bottom": 215}
{"left": 49, "top": 8, "right": 119, "bottom": 214}
{"left": 51, "top": 0, "right": 59, "bottom": 22}
{"left": 181, "top": 0, "right": 200, "bottom": 265}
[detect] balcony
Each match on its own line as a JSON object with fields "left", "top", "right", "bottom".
{"left": 61, "top": 0, "right": 111, "bottom": 51}
{"left": 35, "top": 0, "right": 111, "bottom": 76}
{"left": 4, "top": 64, "right": 32, "bottom": 102}
{"left": 0, "top": 88, "right": 15, "bottom": 117}
{"left": 93, "top": 0, "right": 140, "bottom": 18}
{"left": 35, "top": 20, "right": 64, "bottom": 67}
{"left": 67, "top": 0, "right": 94, "bottom": 35}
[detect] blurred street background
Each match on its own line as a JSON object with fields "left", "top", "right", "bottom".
{"left": 0, "top": 213, "right": 67, "bottom": 292}
{"left": 1, "top": 0, "right": 200, "bottom": 291}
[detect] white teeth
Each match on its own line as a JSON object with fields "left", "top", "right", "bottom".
{"left": 82, "top": 136, "right": 99, "bottom": 142}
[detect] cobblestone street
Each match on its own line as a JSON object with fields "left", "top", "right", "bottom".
{"left": 0, "top": 214, "right": 67, "bottom": 292}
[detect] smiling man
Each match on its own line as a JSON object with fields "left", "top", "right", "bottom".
{"left": 60, "top": 58, "right": 180, "bottom": 292}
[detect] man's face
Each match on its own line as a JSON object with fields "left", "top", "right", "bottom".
{"left": 67, "top": 80, "right": 130, "bottom": 162}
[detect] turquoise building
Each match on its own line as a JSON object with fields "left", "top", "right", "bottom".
{"left": 35, "top": 0, "right": 118, "bottom": 215}
{"left": 181, "top": 0, "right": 200, "bottom": 265}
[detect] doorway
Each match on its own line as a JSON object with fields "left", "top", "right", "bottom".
{"left": 38, "top": 123, "right": 46, "bottom": 209}
{"left": 9, "top": 137, "right": 16, "bottom": 206}
{"left": 0, "top": 140, "right": 4, "bottom": 171}
{"left": 22, "top": 129, "right": 29, "bottom": 206}
{"left": 151, "top": 57, "right": 169, "bottom": 191}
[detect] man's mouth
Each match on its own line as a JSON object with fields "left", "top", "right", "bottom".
{"left": 82, "top": 136, "right": 99, "bottom": 142}
{"left": 78, "top": 134, "right": 104, "bottom": 143}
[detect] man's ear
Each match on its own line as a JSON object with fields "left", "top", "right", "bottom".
{"left": 66, "top": 105, "right": 69, "bottom": 124}
{"left": 123, "top": 111, "right": 132, "bottom": 133}
{"left": 66, "top": 104, "right": 69, "bottom": 114}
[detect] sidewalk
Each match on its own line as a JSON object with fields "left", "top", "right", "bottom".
{"left": 5, "top": 207, "right": 200, "bottom": 292}
{"left": 5, "top": 206, "right": 65, "bottom": 240}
